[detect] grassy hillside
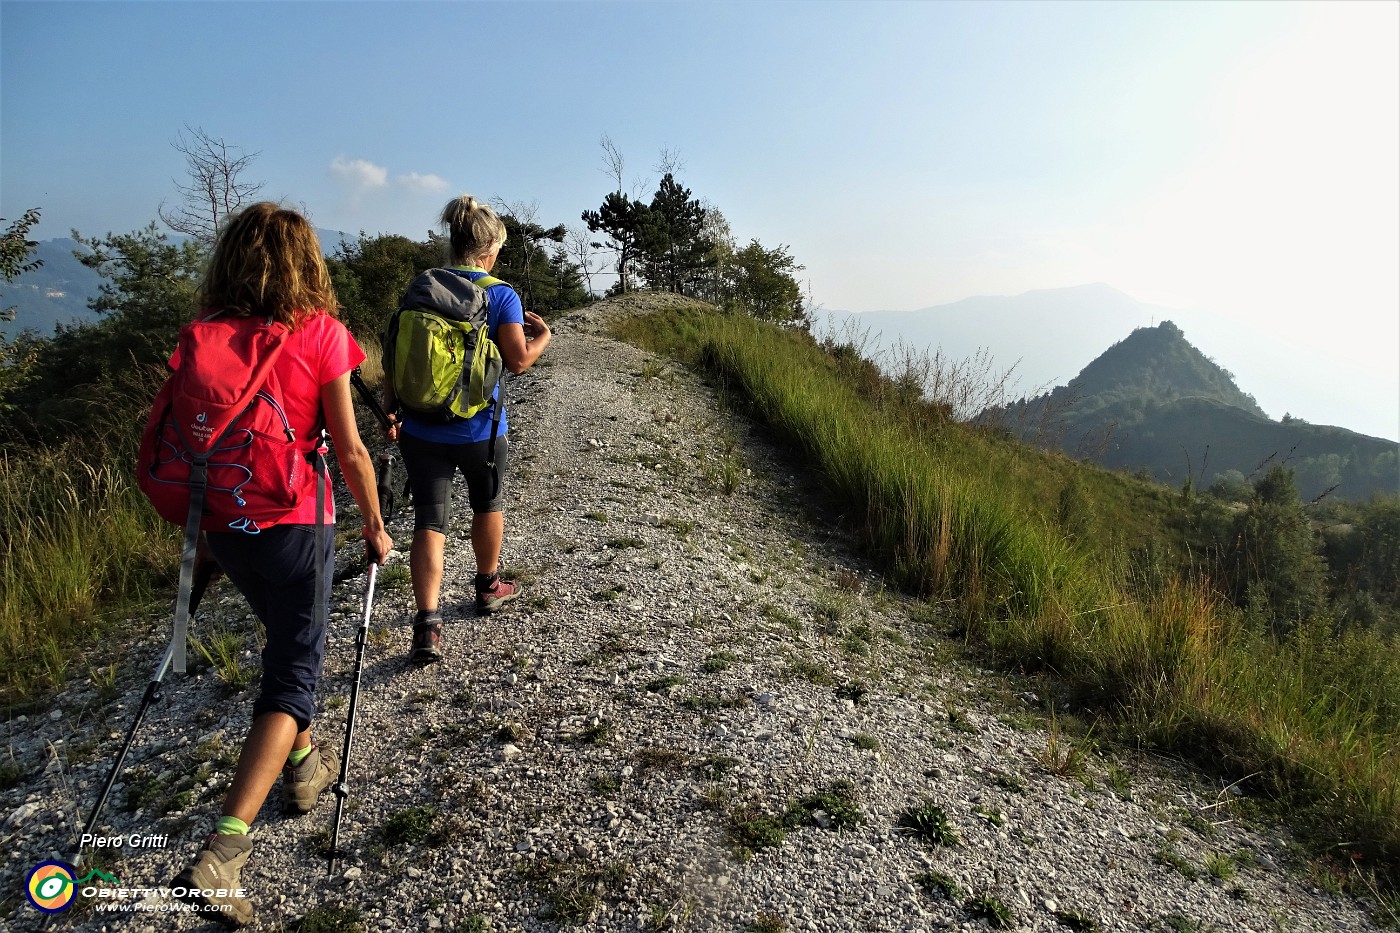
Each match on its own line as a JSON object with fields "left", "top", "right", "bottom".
{"left": 613, "top": 302, "right": 1400, "bottom": 891}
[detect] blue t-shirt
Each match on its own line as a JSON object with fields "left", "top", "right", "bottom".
{"left": 401, "top": 266, "right": 522, "bottom": 444}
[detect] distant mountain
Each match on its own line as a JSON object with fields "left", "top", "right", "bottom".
{"left": 0, "top": 238, "right": 103, "bottom": 337}
{"left": 1043, "top": 319, "right": 1266, "bottom": 420}
{"left": 1, "top": 228, "right": 356, "bottom": 339}
{"left": 990, "top": 321, "right": 1398, "bottom": 501}
{"left": 814, "top": 284, "right": 1399, "bottom": 443}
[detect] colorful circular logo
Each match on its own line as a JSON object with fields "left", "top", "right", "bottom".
{"left": 26, "top": 861, "right": 77, "bottom": 913}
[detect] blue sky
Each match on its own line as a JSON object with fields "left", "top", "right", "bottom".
{"left": 3, "top": 1, "right": 1397, "bottom": 439}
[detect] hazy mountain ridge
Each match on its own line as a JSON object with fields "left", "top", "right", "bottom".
{"left": 992, "top": 321, "right": 1398, "bottom": 500}
{"left": 0, "top": 238, "right": 101, "bottom": 337}
{"left": 814, "top": 284, "right": 1399, "bottom": 444}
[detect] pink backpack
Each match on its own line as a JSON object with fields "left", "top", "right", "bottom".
{"left": 137, "top": 312, "right": 326, "bottom": 671}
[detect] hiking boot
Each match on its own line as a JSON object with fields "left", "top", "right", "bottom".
{"left": 174, "top": 832, "right": 254, "bottom": 927}
{"left": 410, "top": 611, "right": 443, "bottom": 662}
{"left": 475, "top": 572, "right": 520, "bottom": 615}
{"left": 281, "top": 744, "right": 338, "bottom": 814}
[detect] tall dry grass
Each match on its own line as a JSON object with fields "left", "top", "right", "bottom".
{"left": 0, "top": 440, "right": 174, "bottom": 698}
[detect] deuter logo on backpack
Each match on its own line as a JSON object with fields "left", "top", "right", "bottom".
{"left": 384, "top": 268, "right": 504, "bottom": 423}
{"left": 137, "top": 314, "right": 313, "bottom": 533}
{"left": 190, "top": 411, "right": 214, "bottom": 444}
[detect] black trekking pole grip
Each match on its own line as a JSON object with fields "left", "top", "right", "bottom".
{"left": 328, "top": 559, "right": 377, "bottom": 875}
{"left": 349, "top": 368, "right": 393, "bottom": 432}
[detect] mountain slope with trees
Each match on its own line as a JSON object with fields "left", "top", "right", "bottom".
{"left": 991, "top": 321, "right": 1399, "bottom": 501}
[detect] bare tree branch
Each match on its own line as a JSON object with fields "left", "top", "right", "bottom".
{"left": 599, "top": 133, "right": 626, "bottom": 195}
{"left": 565, "top": 225, "right": 600, "bottom": 295}
{"left": 654, "top": 146, "right": 686, "bottom": 178}
{"left": 157, "top": 124, "right": 263, "bottom": 245}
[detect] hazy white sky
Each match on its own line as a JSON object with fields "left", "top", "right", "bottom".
{"left": 3, "top": 0, "right": 1396, "bottom": 437}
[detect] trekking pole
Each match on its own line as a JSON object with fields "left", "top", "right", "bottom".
{"left": 328, "top": 557, "right": 377, "bottom": 876}
{"left": 327, "top": 451, "right": 393, "bottom": 875}
{"left": 69, "top": 558, "right": 219, "bottom": 869}
{"left": 349, "top": 369, "right": 393, "bottom": 432}
{"left": 350, "top": 367, "right": 409, "bottom": 506}
{"left": 376, "top": 449, "right": 395, "bottom": 523}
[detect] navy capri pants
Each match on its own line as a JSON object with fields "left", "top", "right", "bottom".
{"left": 206, "top": 524, "right": 334, "bottom": 733}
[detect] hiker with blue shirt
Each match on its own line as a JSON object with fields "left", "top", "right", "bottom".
{"left": 382, "top": 194, "right": 551, "bottom": 662}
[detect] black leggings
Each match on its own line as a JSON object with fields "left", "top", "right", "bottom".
{"left": 399, "top": 432, "right": 509, "bottom": 532}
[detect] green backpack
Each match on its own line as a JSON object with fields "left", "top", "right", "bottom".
{"left": 384, "top": 268, "right": 506, "bottom": 423}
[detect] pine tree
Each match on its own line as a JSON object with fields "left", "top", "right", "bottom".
{"left": 637, "top": 173, "right": 713, "bottom": 295}
{"left": 581, "top": 192, "right": 651, "bottom": 294}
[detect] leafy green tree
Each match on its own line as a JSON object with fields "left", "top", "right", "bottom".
{"left": 1207, "top": 469, "right": 1251, "bottom": 502}
{"left": 327, "top": 233, "right": 444, "bottom": 340}
{"left": 0, "top": 208, "right": 45, "bottom": 410}
{"left": 1, "top": 208, "right": 43, "bottom": 322}
{"left": 637, "top": 173, "right": 713, "bottom": 295}
{"left": 1223, "top": 465, "right": 1328, "bottom": 633}
{"left": 691, "top": 201, "right": 735, "bottom": 306}
{"left": 729, "top": 239, "right": 805, "bottom": 324}
{"left": 2, "top": 223, "right": 204, "bottom": 443}
{"left": 1350, "top": 499, "right": 1400, "bottom": 603}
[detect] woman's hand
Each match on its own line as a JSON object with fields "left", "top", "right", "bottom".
{"left": 523, "top": 310, "right": 550, "bottom": 342}
{"left": 364, "top": 525, "right": 393, "bottom": 566}
{"left": 385, "top": 411, "right": 401, "bottom": 443}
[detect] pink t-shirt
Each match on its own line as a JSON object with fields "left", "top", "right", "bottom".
{"left": 171, "top": 310, "right": 365, "bottom": 527}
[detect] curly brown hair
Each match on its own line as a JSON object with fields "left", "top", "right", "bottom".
{"left": 198, "top": 202, "right": 338, "bottom": 329}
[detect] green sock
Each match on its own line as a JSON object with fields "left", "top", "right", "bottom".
{"left": 287, "top": 744, "right": 313, "bottom": 767}
{"left": 215, "top": 816, "right": 249, "bottom": 836}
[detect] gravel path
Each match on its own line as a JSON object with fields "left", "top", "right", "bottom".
{"left": 2, "top": 294, "right": 1384, "bottom": 932}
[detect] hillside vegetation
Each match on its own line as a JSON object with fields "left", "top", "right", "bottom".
{"left": 614, "top": 303, "right": 1400, "bottom": 894}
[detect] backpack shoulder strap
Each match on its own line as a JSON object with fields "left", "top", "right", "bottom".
{"left": 472, "top": 274, "right": 505, "bottom": 290}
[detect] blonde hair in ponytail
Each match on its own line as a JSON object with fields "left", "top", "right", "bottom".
{"left": 440, "top": 194, "right": 506, "bottom": 265}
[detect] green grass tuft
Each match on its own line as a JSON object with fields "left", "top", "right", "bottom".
{"left": 898, "top": 800, "right": 959, "bottom": 846}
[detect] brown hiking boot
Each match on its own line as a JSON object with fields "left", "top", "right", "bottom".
{"left": 281, "top": 744, "right": 338, "bottom": 814}
{"left": 410, "top": 611, "right": 443, "bottom": 662}
{"left": 174, "top": 832, "right": 254, "bottom": 927}
{"left": 475, "top": 572, "right": 520, "bottom": 615}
